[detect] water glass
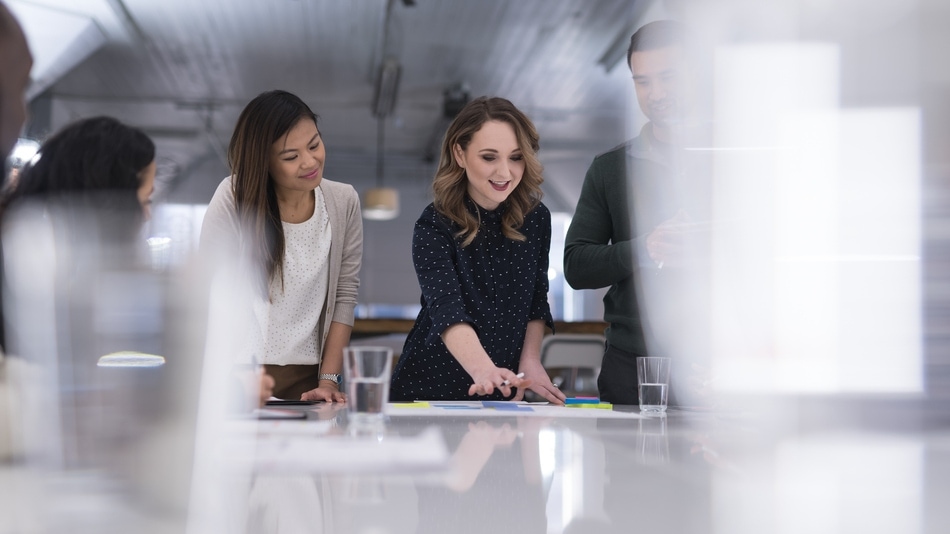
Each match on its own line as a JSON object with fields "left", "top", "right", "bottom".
{"left": 343, "top": 346, "right": 393, "bottom": 425}
{"left": 636, "top": 356, "right": 671, "bottom": 413}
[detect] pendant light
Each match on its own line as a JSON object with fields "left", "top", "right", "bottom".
{"left": 363, "top": 58, "right": 401, "bottom": 221}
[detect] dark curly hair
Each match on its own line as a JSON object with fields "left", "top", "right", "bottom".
{"left": 0, "top": 115, "right": 155, "bottom": 236}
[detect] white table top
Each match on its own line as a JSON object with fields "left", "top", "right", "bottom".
{"left": 4, "top": 397, "right": 949, "bottom": 534}
{"left": 206, "top": 398, "right": 950, "bottom": 534}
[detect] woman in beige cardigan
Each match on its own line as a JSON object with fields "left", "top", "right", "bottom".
{"left": 201, "top": 90, "right": 363, "bottom": 402}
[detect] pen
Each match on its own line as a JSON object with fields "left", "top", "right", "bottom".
{"left": 501, "top": 372, "right": 525, "bottom": 387}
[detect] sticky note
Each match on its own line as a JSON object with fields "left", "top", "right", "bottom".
{"left": 482, "top": 401, "right": 533, "bottom": 411}
{"left": 566, "top": 402, "right": 613, "bottom": 409}
{"left": 565, "top": 397, "right": 601, "bottom": 405}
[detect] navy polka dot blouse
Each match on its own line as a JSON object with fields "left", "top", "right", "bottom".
{"left": 390, "top": 199, "right": 554, "bottom": 401}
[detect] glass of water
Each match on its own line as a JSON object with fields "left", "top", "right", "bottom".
{"left": 343, "top": 346, "right": 393, "bottom": 425}
{"left": 636, "top": 357, "right": 671, "bottom": 413}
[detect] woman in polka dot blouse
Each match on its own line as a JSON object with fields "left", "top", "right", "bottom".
{"left": 390, "top": 97, "right": 566, "bottom": 404}
{"left": 201, "top": 91, "right": 362, "bottom": 403}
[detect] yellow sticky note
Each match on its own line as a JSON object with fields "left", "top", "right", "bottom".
{"left": 390, "top": 402, "right": 430, "bottom": 408}
{"left": 566, "top": 403, "right": 613, "bottom": 409}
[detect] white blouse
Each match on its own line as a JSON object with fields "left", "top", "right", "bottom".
{"left": 263, "top": 187, "right": 332, "bottom": 365}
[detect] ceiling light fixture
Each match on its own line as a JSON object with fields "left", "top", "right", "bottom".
{"left": 364, "top": 57, "right": 402, "bottom": 221}
{"left": 372, "top": 57, "right": 401, "bottom": 118}
{"left": 363, "top": 115, "right": 400, "bottom": 220}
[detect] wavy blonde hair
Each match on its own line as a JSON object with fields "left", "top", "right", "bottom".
{"left": 432, "top": 96, "right": 543, "bottom": 247}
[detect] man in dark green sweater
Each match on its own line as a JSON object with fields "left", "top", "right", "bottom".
{"left": 564, "top": 20, "right": 702, "bottom": 405}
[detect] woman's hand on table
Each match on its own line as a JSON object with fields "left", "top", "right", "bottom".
{"left": 258, "top": 372, "right": 276, "bottom": 407}
{"left": 301, "top": 385, "right": 347, "bottom": 403}
{"left": 467, "top": 364, "right": 528, "bottom": 398}
{"left": 234, "top": 367, "right": 276, "bottom": 409}
{"left": 515, "top": 358, "right": 566, "bottom": 405}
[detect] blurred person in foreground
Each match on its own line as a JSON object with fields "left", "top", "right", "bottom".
{"left": 564, "top": 20, "right": 710, "bottom": 406}
{"left": 0, "top": 116, "right": 157, "bottom": 240}
{"left": 0, "top": 0, "right": 32, "bottom": 460}
{"left": 200, "top": 90, "right": 362, "bottom": 403}
{"left": 0, "top": 2, "right": 29, "bottom": 163}
{"left": 0, "top": 116, "right": 159, "bottom": 468}
{"left": 389, "top": 96, "right": 566, "bottom": 404}
{"left": 0, "top": 0, "right": 30, "bottom": 355}
{"left": 0, "top": 115, "right": 273, "bottom": 450}
{"left": 0, "top": 114, "right": 273, "bottom": 530}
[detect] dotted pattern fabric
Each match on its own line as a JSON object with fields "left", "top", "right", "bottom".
{"left": 264, "top": 187, "right": 332, "bottom": 365}
{"left": 390, "top": 199, "right": 554, "bottom": 401}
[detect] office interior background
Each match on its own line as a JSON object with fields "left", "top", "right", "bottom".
{"left": 2, "top": 0, "right": 949, "bottom": 531}
{"left": 13, "top": 0, "right": 944, "bottom": 398}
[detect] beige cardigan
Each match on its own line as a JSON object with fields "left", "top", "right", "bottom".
{"left": 200, "top": 176, "right": 363, "bottom": 364}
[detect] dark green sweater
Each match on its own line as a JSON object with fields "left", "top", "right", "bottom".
{"left": 563, "top": 141, "right": 675, "bottom": 355}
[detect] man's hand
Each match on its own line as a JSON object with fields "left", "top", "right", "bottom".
{"left": 646, "top": 209, "right": 692, "bottom": 268}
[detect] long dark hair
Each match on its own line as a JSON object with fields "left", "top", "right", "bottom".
{"left": 0, "top": 115, "right": 155, "bottom": 234}
{"left": 228, "top": 90, "right": 319, "bottom": 289}
{"left": 432, "top": 96, "right": 543, "bottom": 247}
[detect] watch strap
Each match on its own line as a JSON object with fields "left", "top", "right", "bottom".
{"left": 319, "top": 373, "right": 342, "bottom": 385}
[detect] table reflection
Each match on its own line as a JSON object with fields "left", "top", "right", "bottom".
{"left": 231, "top": 406, "right": 711, "bottom": 534}
{"left": 5, "top": 398, "right": 947, "bottom": 533}
{"left": 637, "top": 414, "right": 670, "bottom": 465}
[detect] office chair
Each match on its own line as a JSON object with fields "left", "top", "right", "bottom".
{"left": 539, "top": 334, "right": 606, "bottom": 396}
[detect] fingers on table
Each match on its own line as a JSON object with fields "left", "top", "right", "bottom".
{"left": 535, "top": 385, "right": 566, "bottom": 405}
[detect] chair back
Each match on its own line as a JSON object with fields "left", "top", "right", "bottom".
{"left": 539, "top": 334, "right": 606, "bottom": 396}
{"left": 540, "top": 334, "right": 606, "bottom": 369}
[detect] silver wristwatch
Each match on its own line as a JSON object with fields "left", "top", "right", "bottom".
{"left": 319, "top": 373, "right": 342, "bottom": 385}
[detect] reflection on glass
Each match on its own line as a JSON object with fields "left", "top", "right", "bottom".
{"left": 340, "top": 474, "right": 386, "bottom": 505}
{"left": 637, "top": 414, "right": 670, "bottom": 465}
{"left": 545, "top": 424, "right": 610, "bottom": 532}
{"left": 446, "top": 420, "right": 519, "bottom": 492}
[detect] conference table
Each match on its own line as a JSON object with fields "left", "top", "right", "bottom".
{"left": 200, "top": 397, "right": 950, "bottom": 534}
{"left": 3, "top": 395, "right": 949, "bottom": 533}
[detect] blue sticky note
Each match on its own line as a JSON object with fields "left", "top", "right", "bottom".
{"left": 565, "top": 397, "right": 601, "bottom": 405}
